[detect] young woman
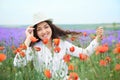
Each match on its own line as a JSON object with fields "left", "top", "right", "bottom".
{"left": 14, "top": 13, "right": 104, "bottom": 79}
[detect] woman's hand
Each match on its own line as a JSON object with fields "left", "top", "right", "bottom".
{"left": 25, "top": 26, "right": 34, "bottom": 38}
{"left": 95, "top": 26, "right": 104, "bottom": 42}
{"left": 24, "top": 26, "right": 34, "bottom": 47}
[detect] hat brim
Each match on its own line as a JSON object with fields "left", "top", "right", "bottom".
{"left": 31, "top": 18, "right": 52, "bottom": 26}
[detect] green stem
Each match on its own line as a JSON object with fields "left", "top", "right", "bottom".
{"left": 88, "top": 57, "right": 98, "bottom": 79}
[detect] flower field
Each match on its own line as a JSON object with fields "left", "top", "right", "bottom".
{"left": 0, "top": 25, "right": 120, "bottom": 80}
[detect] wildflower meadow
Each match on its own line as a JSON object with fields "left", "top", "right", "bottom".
{"left": 0, "top": 24, "right": 120, "bottom": 80}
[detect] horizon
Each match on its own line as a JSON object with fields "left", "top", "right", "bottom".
{"left": 0, "top": 23, "right": 120, "bottom": 29}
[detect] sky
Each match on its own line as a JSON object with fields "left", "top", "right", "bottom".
{"left": 0, "top": 0, "right": 120, "bottom": 25}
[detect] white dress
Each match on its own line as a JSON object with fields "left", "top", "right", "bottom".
{"left": 13, "top": 39, "right": 99, "bottom": 80}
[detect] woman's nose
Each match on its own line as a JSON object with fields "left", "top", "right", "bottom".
{"left": 41, "top": 29, "right": 46, "bottom": 34}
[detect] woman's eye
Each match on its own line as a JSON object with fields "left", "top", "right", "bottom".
{"left": 45, "top": 25, "right": 49, "bottom": 29}
{"left": 37, "top": 28, "right": 41, "bottom": 31}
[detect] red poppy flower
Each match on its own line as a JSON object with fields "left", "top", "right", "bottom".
{"left": 105, "top": 56, "right": 111, "bottom": 63}
{"left": 54, "top": 46, "right": 61, "bottom": 53}
{"left": 115, "top": 64, "right": 120, "bottom": 71}
{"left": 0, "top": 53, "right": 7, "bottom": 62}
{"left": 53, "top": 38, "right": 60, "bottom": 46}
{"left": 71, "top": 37, "right": 76, "bottom": 41}
{"left": 70, "top": 46, "right": 75, "bottom": 52}
{"left": 83, "top": 32, "right": 87, "bottom": 37}
{"left": 68, "top": 72, "right": 79, "bottom": 80}
{"left": 79, "top": 53, "right": 88, "bottom": 61}
{"left": 30, "top": 36, "right": 38, "bottom": 43}
{"left": 34, "top": 46, "right": 41, "bottom": 51}
{"left": 116, "top": 42, "right": 120, "bottom": 47}
{"left": 68, "top": 64, "right": 74, "bottom": 71}
{"left": 19, "top": 44, "right": 27, "bottom": 50}
{"left": 13, "top": 48, "right": 22, "bottom": 54}
{"left": 99, "top": 60, "right": 107, "bottom": 66}
{"left": 63, "top": 54, "right": 71, "bottom": 63}
{"left": 19, "top": 51, "right": 26, "bottom": 57}
{"left": 113, "top": 47, "right": 120, "bottom": 54}
{"left": 44, "top": 69, "right": 52, "bottom": 78}
{"left": 0, "top": 46, "right": 5, "bottom": 50}
{"left": 42, "top": 38, "right": 48, "bottom": 44}
{"left": 95, "top": 44, "right": 109, "bottom": 55}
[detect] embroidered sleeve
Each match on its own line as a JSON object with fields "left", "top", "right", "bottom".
{"left": 65, "top": 39, "right": 99, "bottom": 57}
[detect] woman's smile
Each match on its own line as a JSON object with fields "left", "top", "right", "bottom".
{"left": 42, "top": 33, "right": 49, "bottom": 39}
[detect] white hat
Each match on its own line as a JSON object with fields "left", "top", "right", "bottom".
{"left": 32, "top": 12, "right": 52, "bottom": 26}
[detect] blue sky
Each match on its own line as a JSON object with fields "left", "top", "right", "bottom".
{"left": 0, "top": 0, "right": 120, "bottom": 25}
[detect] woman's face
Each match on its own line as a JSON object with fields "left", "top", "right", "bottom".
{"left": 36, "top": 22, "right": 52, "bottom": 40}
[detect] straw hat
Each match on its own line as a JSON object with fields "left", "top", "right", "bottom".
{"left": 32, "top": 12, "right": 52, "bottom": 26}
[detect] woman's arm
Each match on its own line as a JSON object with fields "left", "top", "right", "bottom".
{"left": 13, "top": 26, "right": 34, "bottom": 67}
{"left": 24, "top": 26, "right": 34, "bottom": 48}
{"left": 66, "top": 27, "right": 104, "bottom": 57}
{"left": 65, "top": 39, "right": 99, "bottom": 57}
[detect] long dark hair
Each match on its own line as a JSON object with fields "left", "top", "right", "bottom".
{"left": 30, "top": 20, "right": 82, "bottom": 46}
